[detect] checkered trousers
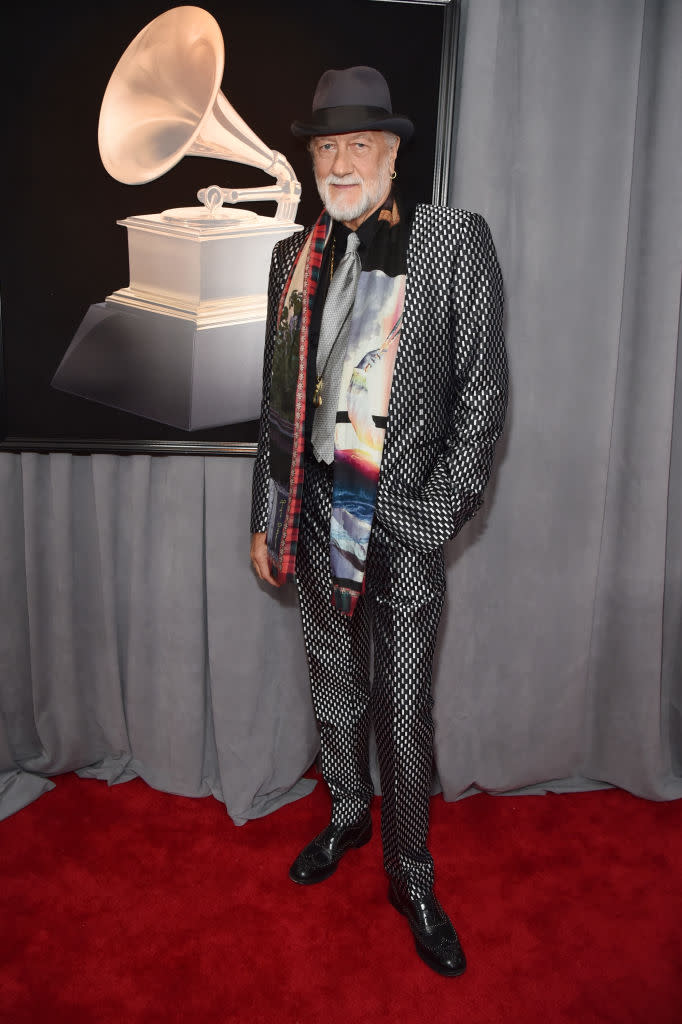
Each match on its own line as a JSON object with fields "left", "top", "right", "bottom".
{"left": 296, "top": 457, "right": 446, "bottom": 900}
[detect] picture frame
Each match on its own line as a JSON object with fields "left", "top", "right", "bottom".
{"left": 0, "top": 0, "right": 459, "bottom": 455}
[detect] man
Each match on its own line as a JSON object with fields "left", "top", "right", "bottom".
{"left": 250, "top": 66, "right": 508, "bottom": 977}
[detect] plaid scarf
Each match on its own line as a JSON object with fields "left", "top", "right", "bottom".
{"left": 266, "top": 199, "right": 405, "bottom": 615}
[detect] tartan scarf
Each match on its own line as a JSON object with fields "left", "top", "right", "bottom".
{"left": 266, "top": 198, "right": 405, "bottom": 615}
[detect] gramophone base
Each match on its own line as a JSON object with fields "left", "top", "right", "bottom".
{"left": 52, "top": 302, "right": 265, "bottom": 430}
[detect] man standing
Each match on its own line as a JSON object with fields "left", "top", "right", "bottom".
{"left": 250, "top": 67, "right": 507, "bottom": 977}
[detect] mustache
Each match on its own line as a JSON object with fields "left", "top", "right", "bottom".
{"left": 319, "top": 173, "right": 363, "bottom": 186}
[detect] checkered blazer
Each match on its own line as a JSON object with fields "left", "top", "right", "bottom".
{"left": 251, "top": 205, "right": 508, "bottom": 553}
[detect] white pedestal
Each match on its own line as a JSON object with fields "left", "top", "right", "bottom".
{"left": 52, "top": 211, "right": 302, "bottom": 430}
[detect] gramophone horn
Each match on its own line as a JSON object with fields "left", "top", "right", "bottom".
{"left": 98, "top": 5, "right": 279, "bottom": 186}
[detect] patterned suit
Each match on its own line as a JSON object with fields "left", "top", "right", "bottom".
{"left": 252, "top": 205, "right": 508, "bottom": 898}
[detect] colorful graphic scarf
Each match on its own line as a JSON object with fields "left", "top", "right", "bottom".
{"left": 266, "top": 198, "right": 405, "bottom": 615}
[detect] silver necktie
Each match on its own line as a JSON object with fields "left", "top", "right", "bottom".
{"left": 311, "top": 232, "right": 361, "bottom": 464}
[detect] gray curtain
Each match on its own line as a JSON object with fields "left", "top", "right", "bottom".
{"left": 442, "top": 0, "right": 681, "bottom": 799}
{"left": 0, "top": 455, "right": 317, "bottom": 822}
{"left": 1, "top": 0, "right": 680, "bottom": 820}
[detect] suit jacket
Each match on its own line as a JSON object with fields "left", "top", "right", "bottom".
{"left": 251, "top": 204, "right": 508, "bottom": 554}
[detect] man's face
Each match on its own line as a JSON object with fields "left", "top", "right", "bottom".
{"left": 311, "top": 131, "right": 399, "bottom": 228}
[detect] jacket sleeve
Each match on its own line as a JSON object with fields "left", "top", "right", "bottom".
{"left": 376, "top": 213, "right": 508, "bottom": 552}
{"left": 250, "top": 242, "right": 284, "bottom": 534}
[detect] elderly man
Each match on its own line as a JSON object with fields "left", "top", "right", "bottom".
{"left": 250, "top": 67, "right": 507, "bottom": 977}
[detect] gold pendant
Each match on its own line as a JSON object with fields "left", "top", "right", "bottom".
{"left": 313, "top": 377, "right": 324, "bottom": 407}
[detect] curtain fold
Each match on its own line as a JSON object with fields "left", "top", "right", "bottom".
{"left": 1, "top": 0, "right": 680, "bottom": 821}
{"left": 666, "top": 284, "right": 682, "bottom": 778}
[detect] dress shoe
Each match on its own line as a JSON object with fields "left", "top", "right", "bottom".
{"left": 289, "top": 812, "right": 372, "bottom": 885}
{"left": 389, "top": 880, "right": 467, "bottom": 977}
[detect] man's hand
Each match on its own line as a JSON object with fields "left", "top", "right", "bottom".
{"left": 250, "top": 532, "right": 282, "bottom": 587}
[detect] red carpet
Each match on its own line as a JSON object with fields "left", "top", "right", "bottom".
{"left": 1, "top": 772, "right": 680, "bottom": 1023}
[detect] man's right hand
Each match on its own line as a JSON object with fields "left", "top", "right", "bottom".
{"left": 250, "top": 532, "right": 282, "bottom": 587}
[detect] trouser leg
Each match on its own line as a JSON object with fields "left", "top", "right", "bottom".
{"left": 367, "top": 527, "right": 446, "bottom": 899}
{"left": 295, "top": 459, "right": 374, "bottom": 827}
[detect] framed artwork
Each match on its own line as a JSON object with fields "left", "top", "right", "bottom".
{"left": 0, "top": 0, "right": 459, "bottom": 455}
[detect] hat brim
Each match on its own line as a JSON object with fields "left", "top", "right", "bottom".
{"left": 291, "top": 110, "right": 414, "bottom": 142}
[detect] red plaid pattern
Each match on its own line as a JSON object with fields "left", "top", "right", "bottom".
{"left": 269, "top": 212, "right": 331, "bottom": 583}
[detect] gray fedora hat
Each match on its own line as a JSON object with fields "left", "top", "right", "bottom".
{"left": 291, "top": 66, "right": 414, "bottom": 141}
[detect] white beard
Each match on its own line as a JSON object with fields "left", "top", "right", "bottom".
{"left": 315, "top": 152, "right": 393, "bottom": 223}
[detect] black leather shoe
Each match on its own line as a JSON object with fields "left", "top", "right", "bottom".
{"left": 289, "top": 813, "right": 372, "bottom": 885}
{"left": 389, "top": 880, "right": 467, "bottom": 977}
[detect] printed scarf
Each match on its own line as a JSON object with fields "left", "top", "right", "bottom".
{"left": 266, "top": 197, "right": 405, "bottom": 615}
